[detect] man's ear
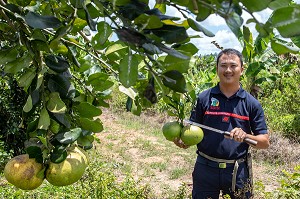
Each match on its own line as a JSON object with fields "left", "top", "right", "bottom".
{"left": 241, "top": 66, "right": 244, "bottom": 75}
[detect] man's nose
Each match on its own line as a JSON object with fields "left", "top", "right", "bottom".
{"left": 225, "top": 66, "right": 232, "bottom": 72}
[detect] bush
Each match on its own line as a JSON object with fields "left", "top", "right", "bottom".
{"left": 274, "top": 166, "right": 300, "bottom": 198}
{"left": 259, "top": 73, "right": 300, "bottom": 140}
{"left": 0, "top": 76, "right": 27, "bottom": 167}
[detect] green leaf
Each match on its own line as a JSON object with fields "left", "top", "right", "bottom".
{"left": 31, "top": 40, "right": 50, "bottom": 52}
{"left": 79, "top": 118, "right": 103, "bottom": 133}
{"left": 163, "top": 55, "right": 190, "bottom": 73}
{"left": 291, "top": 36, "right": 300, "bottom": 48}
{"left": 47, "top": 74, "right": 76, "bottom": 99}
{"left": 47, "top": 92, "right": 67, "bottom": 113}
{"left": 97, "top": 21, "right": 113, "bottom": 45}
{"left": 38, "top": 108, "right": 50, "bottom": 130}
{"left": 31, "top": 29, "right": 47, "bottom": 41}
{"left": 53, "top": 113, "right": 71, "bottom": 128}
{"left": 25, "top": 11, "right": 62, "bottom": 29}
{"left": 187, "top": 18, "right": 214, "bottom": 37}
{"left": 241, "top": 0, "right": 272, "bottom": 12}
{"left": 23, "top": 95, "right": 33, "bottom": 113}
{"left": 55, "top": 128, "right": 82, "bottom": 144}
{"left": 162, "top": 70, "right": 187, "bottom": 93}
{"left": 49, "top": 40, "right": 68, "bottom": 54}
{"left": 141, "top": 43, "right": 161, "bottom": 55}
{"left": 245, "top": 62, "right": 264, "bottom": 77}
{"left": 74, "top": 102, "right": 102, "bottom": 118}
{"left": 119, "top": 85, "right": 138, "bottom": 99}
{"left": 270, "top": 67, "right": 280, "bottom": 74}
{"left": 119, "top": 53, "right": 139, "bottom": 88}
{"left": 50, "top": 146, "right": 67, "bottom": 163}
{"left": 151, "top": 25, "right": 188, "bottom": 44}
{"left": 0, "top": 48, "right": 19, "bottom": 65}
{"left": 49, "top": 119, "right": 61, "bottom": 134}
{"left": 154, "top": 2, "right": 166, "bottom": 14}
{"left": 196, "top": 4, "right": 211, "bottom": 21}
{"left": 156, "top": 43, "right": 190, "bottom": 60}
{"left": 134, "top": 14, "right": 163, "bottom": 29}
{"left": 71, "top": 18, "right": 88, "bottom": 33}
{"left": 36, "top": 69, "right": 46, "bottom": 90}
{"left": 109, "top": 0, "right": 131, "bottom": 7}
{"left": 131, "top": 98, "right": 141, "bottom": 116}
{"left": 162, "top": 19, "right": 189, "bottom": 28}
{"left": 225, "top": 12, "right": 243, "bottom": 39}
{"left": 176, "top": 43, "right": 198, "bottom": 55}
{"left": 268, "top": 0, "right": 291, "bottom": 10}
{"left": 105, "top": 41, "right": 128, "bottom": 56}
{"left": 87, "top": 72, "right": 114, "bottom": 91}
{"left": 271, "top": 40, "right": 300, "bottom": 54}
{"left": 45, "top": 55, "right": 70, "bottom": 73}
{"left": 26, "top": 146, "right": 43, "bottom": 163}
{"left": 37, "top": 135, "right": 48, "bottom": 148}
{"left": 77, "top": 135, "right": 94, "bottom": 150}
{"left": 18, "top": 68, "right": 36, "bottom": 89}
{"left": 4, "top": 55, "right": 32, "bottom": 74}
{"left": 52, "top": 25, "right": 73, "bottom": 43}
{"left": 83, "top": 3, "right": 97, "bottom": 31}
{"left": 271, "top": 5, "right": 300, "bottom": 38}
{"left": 145, "top": 8, "right": 180, "bottom": 21}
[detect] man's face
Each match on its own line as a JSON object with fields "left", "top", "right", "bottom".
{"left": 217, "top": 53, "right": 243, "bottom": 85}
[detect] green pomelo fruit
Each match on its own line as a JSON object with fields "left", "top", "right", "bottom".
{"left": 46, "top": 147, "right": 88, "bottom": 186}
{"left": 4, "top": 154, "right": 44, "bottom": 190}
{"left": 162, "top": 121, "right": 182, "bottom": 141}
{"left": 181, "top": 125, "right": 204, "bottom": 146}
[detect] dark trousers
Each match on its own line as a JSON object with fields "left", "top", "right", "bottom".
{"left": 192, "top": 156, "right": 251, "bottom": 199}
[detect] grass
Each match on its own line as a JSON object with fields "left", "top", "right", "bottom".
{"left": 0, "top": 108, "right": 299, "bottom": 198}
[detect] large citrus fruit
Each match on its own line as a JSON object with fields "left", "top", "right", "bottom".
{"left": 181, "top": 125, "right": 204, "bottom": 146}
{"left": 4, "top": 154, "right": 44, "bottom": 190}
{"left": 46, "top": 147, "right": 88, "bottom": 186}
{"left": 162, "top": 121, "right": 182, "bottom": 141}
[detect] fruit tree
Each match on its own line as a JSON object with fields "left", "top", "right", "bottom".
{"left": 1, "top": 0, "right": 300, "bottom": 179}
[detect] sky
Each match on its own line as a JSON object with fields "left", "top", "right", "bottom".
{"left": 149, "top": 0, "right": 300, "bottom": 55}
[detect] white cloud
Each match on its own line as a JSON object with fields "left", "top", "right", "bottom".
{"left": 190, "top": 29, "right": 242, "bottom": 55}
{"left": 201, "top": 14, "right": 226, "bottom": 27}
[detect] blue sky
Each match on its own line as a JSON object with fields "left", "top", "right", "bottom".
{"left": 149, "top": 0, "right": 300, "bottom": 55}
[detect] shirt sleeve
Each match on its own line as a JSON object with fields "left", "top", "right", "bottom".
{"left": 250, "top": 100, "right": 268, "bottom": 135}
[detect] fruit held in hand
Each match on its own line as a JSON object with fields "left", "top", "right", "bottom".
{"left": 162, "top": 121, "right": 182, "bottom": 141}
{"left": 181, "top": 125, "right": 204, "bottom": 146}
{"left": 46, "top": 147, "right": 88, "bottom": 186}
{"left": 4, "top": 154, "right": 44, "bottom": 190}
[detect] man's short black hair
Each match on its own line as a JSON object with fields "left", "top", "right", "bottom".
{"left": 216, "top": 48, "right": 243, "bottom": 67}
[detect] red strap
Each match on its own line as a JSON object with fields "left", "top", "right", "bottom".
{"left": 205, "top": 111, "right": 249, "bottom": 121}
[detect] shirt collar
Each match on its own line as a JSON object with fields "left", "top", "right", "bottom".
{"left": 211, "top": 83, "right": 246, "bottom": 99}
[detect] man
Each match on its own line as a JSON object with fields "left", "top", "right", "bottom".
{"left": 174, "top": 48, "right": 270, "bottom": 199}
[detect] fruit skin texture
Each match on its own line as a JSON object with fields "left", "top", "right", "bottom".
{"left": 162, "top": 121, "right": 182, "bottom": 141}
{"left": 4, "top": 154, "right": 44, "bottom": 190}
{"left": 181, "top": 125, "right": 204, "bottom": 146}
{"left": 46, "top": 147, "right": 88, "bottom": 186}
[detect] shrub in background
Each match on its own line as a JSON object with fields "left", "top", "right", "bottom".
{"left": 0, "top": 77, "right": 27, "bottom": 169}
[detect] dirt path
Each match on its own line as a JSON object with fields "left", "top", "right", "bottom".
{"left": 97, "top": 109, "right": 193, "bottom": 196}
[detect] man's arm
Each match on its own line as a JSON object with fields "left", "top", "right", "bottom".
{"left": 228, "top": 127, "right": 270, "bottom": 149}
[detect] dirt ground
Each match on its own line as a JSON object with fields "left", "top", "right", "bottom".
{"left": 96, "top": 109, "right": 291, "bottom": 197}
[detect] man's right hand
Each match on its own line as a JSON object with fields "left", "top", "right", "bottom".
{"left": 173, "top": 137, "right": 189, "bottom": 149}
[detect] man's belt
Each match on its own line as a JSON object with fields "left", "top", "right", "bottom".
{"left": 196, "top": 150, "right": 246, "bottom": 192}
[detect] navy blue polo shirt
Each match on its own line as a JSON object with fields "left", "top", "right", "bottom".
{"left": 190, "top": 84, "right": 267, "bottom": 160}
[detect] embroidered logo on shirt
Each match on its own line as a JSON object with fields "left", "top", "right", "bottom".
{"left": 222, "top": 116, "right": 230, "bottom": 123}
{"left": 210, "top": 97, "right": 220, "bottom": 110}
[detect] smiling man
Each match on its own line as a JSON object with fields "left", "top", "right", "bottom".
{"left": 174, "top": 48, "right": 270, "bottom": 199}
